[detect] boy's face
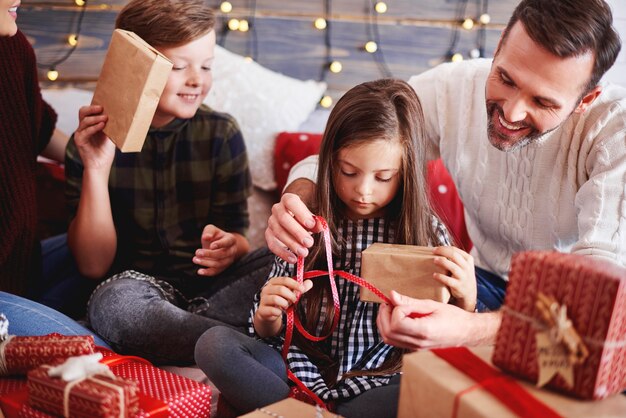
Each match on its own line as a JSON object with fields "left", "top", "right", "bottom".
{"left": 1, "top": 0, "right": 19, "bottom": 37}
{"left": 151, "top": 30, "right": 216, "bottom": 128}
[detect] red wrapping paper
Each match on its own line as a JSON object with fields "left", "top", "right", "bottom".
{"left": 0, "top": 333, "right": 95, "bottom": 376}
{"left": 27, "top": 364, "right": 139, "bottom": 418}
{"left": 493, "top": 251, "right": 626, "bottom": 399}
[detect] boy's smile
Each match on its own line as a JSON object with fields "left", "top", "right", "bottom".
{"left": 151, "top": 30, "right": 216, "bottom": 128}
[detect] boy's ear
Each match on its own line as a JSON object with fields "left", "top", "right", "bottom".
{"left": 574, "top": 86, "right": 602, "bottom": 114}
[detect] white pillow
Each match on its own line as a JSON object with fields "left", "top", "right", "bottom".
{"left": 204, "top": 46, "right": 327, "bottom": 190}
{"left": 42, "top": 87, "right": 93, "bottom": 137}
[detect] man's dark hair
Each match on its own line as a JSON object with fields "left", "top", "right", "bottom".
{"left": 500, "top": 0, "right": 621, "bottom": 93}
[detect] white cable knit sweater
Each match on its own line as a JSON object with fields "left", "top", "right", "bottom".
{"left": 288, "top": 59, "right": 626, "bottom": 279}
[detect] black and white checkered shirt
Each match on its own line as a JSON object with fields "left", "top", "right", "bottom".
{"left": 249, "top": 217, "right": 450, "bottom": 402}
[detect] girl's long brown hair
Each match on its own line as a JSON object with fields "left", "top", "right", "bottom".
{"left": 294, "top": 79, "right": 439, "bottom": 385}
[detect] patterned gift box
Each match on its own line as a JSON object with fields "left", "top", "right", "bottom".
{"left": 1, "top": 350, "right": 210, "bottom": 418}
{"left": 493, "top": 251, "right": 626, "bottom": 399}
{"left": 0, "top": 333, "right": 95, "bottom": 376}
{"left": 27, "top": 364, "right": 140, "bottom": 418}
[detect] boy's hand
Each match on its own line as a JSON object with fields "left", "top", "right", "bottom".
{"left": 74, "top": 105, "right": 115, "bottom": 171}
{"left": 193, "top": 224, "right": 238, "bottom": 276}
{"left": 256, "top": 277, "right": 313, "bottom": 324}
{"left": 432, "top": 246, "right": 477, "bottom": 312}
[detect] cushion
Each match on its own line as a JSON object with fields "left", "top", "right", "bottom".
{"left": 204, "top": 46, "right": 327, "bottom": 191}
{"left": 274, "top": 132, "right": 323, "bottom": 193}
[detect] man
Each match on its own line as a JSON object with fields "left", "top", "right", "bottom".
{"left": 265, "top": 0, "right": 625, "bottom": 349}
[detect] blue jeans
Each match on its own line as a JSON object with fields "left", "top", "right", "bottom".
{"left": 34, "top": 233, "right": 97, "bottom": 320}
{"left": 475, "top": 266, "right": 507, "bottom": 312}
{"left": 0, "top": 291, "right": 109, "bottom": 347}
{"left": 88, "top": 248, "right": 274, "bottom": 365}
{"left": 195, "top": 326, "right": 400, "bottom": 418}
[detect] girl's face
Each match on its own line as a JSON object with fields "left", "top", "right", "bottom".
{"left": 333, "top": 139, "right": 403, "bottom": 220}
{"left": 1, "top": 0, "right": 19, "bottom": 37}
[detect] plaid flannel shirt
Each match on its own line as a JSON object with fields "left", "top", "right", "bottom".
{"left": 248, "top": 216, "right": 450, "bottom": 402}
{"left": 65, "top": 105, "right": 252, "bottom": 292}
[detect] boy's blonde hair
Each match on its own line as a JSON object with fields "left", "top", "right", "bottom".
{"left": 115, "top": 0, "right": 215, "bottom": 48}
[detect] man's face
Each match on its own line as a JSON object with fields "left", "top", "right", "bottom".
{"left": 151, "top": 30, "right": 216, "bottom": 128}
{"left": 0, "top": 0, "right": 19, "bottom": 37}
{"left": 484, "top": 22, "right": 596, "bottom": 152}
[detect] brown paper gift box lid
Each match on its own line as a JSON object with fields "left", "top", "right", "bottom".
{"left": 360, "top": 243, "right": 450, "bottom": 303}
{"left": 91, "top": 29, "right": 173, "bottom": 153}
{"left": 239, "top": 398, "right": 343, "bottom": 417}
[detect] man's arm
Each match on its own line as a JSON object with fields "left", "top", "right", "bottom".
{"left": 377, "top": 291, "right": 502, "bottom": 349}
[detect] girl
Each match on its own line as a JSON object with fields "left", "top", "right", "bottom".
{"left": 195, "top": 79, "right": 476, "bottom": 417}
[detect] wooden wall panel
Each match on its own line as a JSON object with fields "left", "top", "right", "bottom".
{"left": 18, "top": 0, "right": 518, "bottom": 98}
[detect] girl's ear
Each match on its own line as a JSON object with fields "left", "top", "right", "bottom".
{"left": 574, "top": 86, "right": 602, "bottom": 114}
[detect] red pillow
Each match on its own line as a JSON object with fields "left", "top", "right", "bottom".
{"left": 427, "top": 159, "right": 472, "bottom": 252}
{"left": 273, "top": 132, "right": 323, "bottom": 192}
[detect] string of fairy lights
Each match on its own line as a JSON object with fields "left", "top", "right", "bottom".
{"left": 41, "top": 0, "right": 492, "bottom": 108}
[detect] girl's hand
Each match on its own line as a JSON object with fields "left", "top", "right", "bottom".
{"left": 193, "top": 225, "right": 238, "bottom": 276}
{"left": 74, "top": 105, "right": 115, "bottom": 171}
{"left": 432, "top": 246, "right": 477, "bottom": 312}
{"left": 256, "top": 277, "right": 313, "bottom": 324}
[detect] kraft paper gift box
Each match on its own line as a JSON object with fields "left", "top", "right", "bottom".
{"left": 359, "top": 243, "right": 450, "bottom": 303}
{"left": 492, "top": 251, "right": 626, "bottom": 400}
{"left": 0, "top": 333, "right": 95, "bottom": 376}
{"left": 239, "top": 398, "right": 343, "bottom": 417}
{"left": 91, "top": 29, "right": 173, "bottom": 153}
{"left": 27, "top": 363, "right": 140, "bottom": 418}
{"left": 397, "top": 346, "right": 626, "bottom": 418}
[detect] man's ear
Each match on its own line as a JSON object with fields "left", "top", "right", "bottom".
{"left": 574, "top": 86, "right": 602, "bottom": 114}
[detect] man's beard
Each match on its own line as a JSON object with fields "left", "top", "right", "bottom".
{"left": 485, "top": 101, "right": 552, "bottom": 152}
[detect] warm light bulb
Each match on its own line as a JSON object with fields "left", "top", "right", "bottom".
{"left": 47, "top": 69, "right": 59, "bottom": 81}
{"left": 364, "top": 41, "right": 378, "bottom": 53}
{"left": 314, "top": 18, "right": 327, "bottom": 30}
{"left": 451, "top": 53, "right": 464, "bottom": 62}
{"left": 462, "top": 18, "right": 474, "bottom": 30}
{"left": 320, "top": 95, "right": 333, "bottom": 108}
{"left": 238, "top": 19, "right": 249, "bottom": 32}
{"left": 220, "top": 1, "right": 233, "bottom": 13}
{"left": 375, "top": 2, "right": 387, "bottom": 14}
{"left": 479, "top": 13, "right": 491, "bottom": 25}
{"left": 244, "top": 56, "right": 253, "bottom": 63}
{"left": 329, "top": 61, "right": 343, "bottom": 73}
{"left": 470, "top": 48, "right": 481, "bottom": 59}
{"left": 228, "top": 18, "right": 240, "bottom": 31}
{"left": 74, "top": 0, "right": 85, "bottom": 6}
{"left": 67, "top": 34, "right": 78, "bottom": 46}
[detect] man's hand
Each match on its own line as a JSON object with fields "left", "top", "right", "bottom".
{"left": 193, "top": 225, "right": 240, "bottom": 276}
{"left": 265, "top": 185, "right": 323, "bottom": 263}
{"left": 377, "top": 291, "right": 501, "bottom": 350}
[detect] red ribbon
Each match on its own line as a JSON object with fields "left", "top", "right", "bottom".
{"left": 281, "top": 216, "right": 401, "bottom": 408}
{"left": 432, "top": 347, "right": 562, "bottom": 418}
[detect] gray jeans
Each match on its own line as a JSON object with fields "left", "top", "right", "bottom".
{"left": 195, "top": 326, "right": 400, "bottom": 418}
{"left": 88, "top": 248, "right": 273, "bottom": 365}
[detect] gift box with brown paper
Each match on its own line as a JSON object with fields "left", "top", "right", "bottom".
{"left": 493, "top": 251, "right": 626, "bottom": 400}
{"left": 27, "top": 361, "right": 140, "bottom": 418}
{"left": 91, "top": 29, "right": 173, "bottom": 153}
{"left": 359, "top": 243, "right": 450, "bottom": 303}
{"left": 0, "top": 333, "right": 95, "bottom": 376}
{"left": 239, "top": 398, "right": 343, "bottom": 418}
{"left": 398, "top": 346, "right": 626, "bottom": 418}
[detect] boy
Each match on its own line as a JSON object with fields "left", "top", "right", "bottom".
{"left": 66, "top": 0, "right": 272, "bottom": 365}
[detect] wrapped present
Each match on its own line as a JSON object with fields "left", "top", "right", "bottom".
{"left": 92, "top": 29, "right": 173, "bottom": 152}
{"left": 239, "top": 398, "right": 344, "bottom": 417}
{"left": 27, "top": 354, "right": 140, "bottom": 418}
{"left": 398, "top": 346, "right": 626, "bottom": 418}
{"left": 0, "top": 332, "right": 95, "bottom": 376}
{"left": 359, "top": 243, "right": 450, "bottom": 303}
{"left": 100, "top": 349, "right": 211, "bottom": 417}
{"left": 493, "top": 251, "right": 626, "bottom": 399}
